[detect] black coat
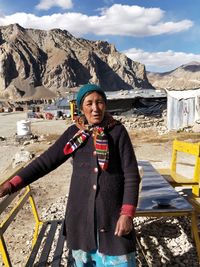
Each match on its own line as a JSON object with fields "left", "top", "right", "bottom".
{"left": 17, "top": 123, "right": 140, "bottom": 255}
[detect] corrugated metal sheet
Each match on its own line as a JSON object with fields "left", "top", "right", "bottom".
{"left": 106, "top": 89, "right": 166, "bottom": 99}
{"left": 195, "top": 96, "right": 200, "bottom": 122}
{"left": 167, "top": 88, "right": 200, "bottom": 99}
{"left": 167, "top": 89, "right": 200, "bottom": 130}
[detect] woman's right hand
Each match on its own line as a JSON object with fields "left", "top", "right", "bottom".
{"left": 114, "top": 215, "right": 133, "bottom": 237}
{"left": 0, "top": 181, "right": 12, "bottom": 198}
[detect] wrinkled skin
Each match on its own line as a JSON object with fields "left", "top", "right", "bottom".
{"left": 115, "top": 215, "right": 133, "bottom": 237}
{"left": 0, "top": 181, "right": 12, "bottom": 197}
{"left": 81, "top": 92, "right": 106, "bottom": 125}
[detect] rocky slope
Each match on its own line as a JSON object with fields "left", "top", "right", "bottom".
{"left": 0, "top": 24, "right": 153, "bottom": 100}
{"left": 147, "top": 61, "right": 200, "bottom": 90}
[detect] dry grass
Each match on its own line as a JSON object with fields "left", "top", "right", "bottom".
{"left": 44, "top": 128, "right": 200, "bottom": 149}
{"left": 129, "top": 129, "right": 200, "bottom": 144}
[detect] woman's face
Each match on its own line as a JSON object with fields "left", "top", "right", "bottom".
{"left": 81, "top": 92, "right": 106, "bottom": 125}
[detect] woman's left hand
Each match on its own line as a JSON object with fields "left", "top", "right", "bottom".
{"left": 114, "top": 215, "right": 133, "bottom": 237}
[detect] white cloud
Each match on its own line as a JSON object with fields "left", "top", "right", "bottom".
{"left": 36, "top": 0, "right": 73, "bottom": 10}
{"left": 123, "top": 48, "right": 200, "bottom": 72}
{"left": 95, "top": 5, "right": 192, "bottom": 36}
{"left": 0, "top": 4, "right": 193, "bottom": 37}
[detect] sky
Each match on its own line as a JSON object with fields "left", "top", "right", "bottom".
{"left": 0, "top": 0, "right": 200, "bottom": 73}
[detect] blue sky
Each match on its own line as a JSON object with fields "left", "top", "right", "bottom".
{"left": 0, "top": 0, "right": 200, "bottom": 72}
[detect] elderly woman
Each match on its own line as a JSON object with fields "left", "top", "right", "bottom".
{"left": 0, "top": 84, "right": 140, "bottom": 267}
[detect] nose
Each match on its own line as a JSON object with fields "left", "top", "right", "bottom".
{"left": 92, "top": 102, "right": 99, "bottom": 111}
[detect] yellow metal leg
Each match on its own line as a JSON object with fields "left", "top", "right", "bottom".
{"left": 191, "top": 211, "right": 200, "bottom": 262}
{"left": 192, "top": 185, "right": 200, "bottom": 198}
{"left": 0, "top": 235, "right": 12, "bottom": 267}
{"left": 27, "top": 186, "right": 43, "bottom": 247}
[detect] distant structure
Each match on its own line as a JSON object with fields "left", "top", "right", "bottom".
{"left": 166, "top": 88, "right": 200, "bottom": 130}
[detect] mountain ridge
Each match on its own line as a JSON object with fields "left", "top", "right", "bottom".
{"left": 147, "top": 61, "right": 200, "bottom": 90}
{"left": 0, "top": 23, "right": 153, "bottom": 100}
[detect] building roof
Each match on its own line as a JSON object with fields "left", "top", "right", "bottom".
{"left": 105, "top": 89, "right": 166, "bottom": 99}
{"left": 167, "top": 88, "right": 200, "bottom": 100}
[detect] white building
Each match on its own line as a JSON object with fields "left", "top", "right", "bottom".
{"left": 167, "top": 88, "right": 200, "bottom": 130}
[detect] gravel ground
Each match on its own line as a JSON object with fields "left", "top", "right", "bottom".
{"left": 39, "top": 196, "right": 199, "bottom": 267}
{"left": 0, "top": 112, "right": 199, "bottom": 266}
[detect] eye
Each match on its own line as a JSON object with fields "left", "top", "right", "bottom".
{"left": 85, "top": 102, "right": 92, "bottom": 106}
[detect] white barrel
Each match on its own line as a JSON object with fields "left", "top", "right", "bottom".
{"left": 17, "top": 120, "right": 31, "bottom": 136}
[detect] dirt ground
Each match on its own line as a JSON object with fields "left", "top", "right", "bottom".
{"left": 0, "top": 111, "right": 200, "bottom": 266}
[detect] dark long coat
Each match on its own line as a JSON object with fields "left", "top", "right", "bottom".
{"left": 17, "top": 122, "right": 140, "bottom": 255}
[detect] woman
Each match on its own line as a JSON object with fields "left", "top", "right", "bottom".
{"left": 0, "top": 84, "right": 140, "bottom": 266}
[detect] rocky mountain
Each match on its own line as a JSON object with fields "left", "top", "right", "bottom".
{"left": 147, "top": 61, "right": 200, "bottom": 90}
{"left": 0, "top": 23, "right": 152, "bottom": 100}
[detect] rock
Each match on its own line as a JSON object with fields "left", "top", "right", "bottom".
{"left": 23, "top": 141, "right": 30, "bottom": 146}
{"left": 12, "top": 150, "right": 34, "bottom": 168}
{"left": 192, "top": 122, "right": 200, "bottom": 133}
{"left": 0, "top": 23, "right": 153, "bottom": 100}
{"left": 134, "top": 216, "right": 199, "bottom": 266}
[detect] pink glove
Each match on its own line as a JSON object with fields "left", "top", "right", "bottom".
{"left": 0, "top": 181, "right": 12, "bottom": 197}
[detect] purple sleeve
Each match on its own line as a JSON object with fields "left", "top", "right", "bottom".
{"left": 16, "top": 126, "right": 76, "bottom": 186}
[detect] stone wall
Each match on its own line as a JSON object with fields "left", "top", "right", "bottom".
{"left": 114, "top": 109, "right": 168, "bottom": 134}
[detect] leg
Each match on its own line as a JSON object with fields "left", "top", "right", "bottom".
{"left": 91, "top": 251, "right": 136, "bottom": 267}
{"left": 73, "top": 260, "right": 96, "bottom": 267}
{"left": 72, "top": 250, "right": 96, "bottom": 267}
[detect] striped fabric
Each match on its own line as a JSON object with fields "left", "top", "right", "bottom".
{"left": 63, "top": 130, "right": 90, "bottom": 154}
{"left": 63, "top": 127, "right": 109, "bottom": 170}
{"left": 94, "top": 127, "right": 109, "bottom": 170}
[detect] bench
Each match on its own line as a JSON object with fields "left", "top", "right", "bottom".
{"left": 0, "top": 164, "right": 147, "bottom": 267}
{"left": 0, "top": 170, "right": 73, "bottom": 267}
{"left": 157, "top": 139, "right": 200, "bottom": 197}
{"left": 1, "top": 160, "right": 199, "bottom": 266}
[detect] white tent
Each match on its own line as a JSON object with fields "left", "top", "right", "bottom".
{"left": 167, "top": 89, "right": 200, "bottom": 130}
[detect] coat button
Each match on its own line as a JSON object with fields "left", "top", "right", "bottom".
{"left": 94, "top": 167, "right": 98, "bottom": 173}
{"left": 93, "top": 184, "right": 97, "bottom": 190}
{"left": 100, "top": 228, "right": 105, "bottom": 232}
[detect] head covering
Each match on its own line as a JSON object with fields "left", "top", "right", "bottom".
{"left": 76, "top": 84, "right": 107, "bottom": 111}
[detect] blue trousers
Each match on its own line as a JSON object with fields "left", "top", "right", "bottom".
{"left": 74, "top": 262, "right": 136, "bottom": 267}
{"left": 73, "top": 251, "right": 136, "bottom": 267}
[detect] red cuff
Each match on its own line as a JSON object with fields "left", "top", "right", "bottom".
{"left": 120, "top": 204, "right": 136, "bottom": 218}
{"left": 9, "top": 176, "right": 24, "bottom": 192}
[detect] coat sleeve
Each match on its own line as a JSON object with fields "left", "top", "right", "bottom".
{"left": 118, "top": 125, "right": 140, "bottom": 207}
{"left": 15, "top": 126, "right": 76, "bottom": 186}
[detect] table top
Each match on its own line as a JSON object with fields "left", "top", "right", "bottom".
{"left": 136, "top": 161, "right": 193, "bottom": 214}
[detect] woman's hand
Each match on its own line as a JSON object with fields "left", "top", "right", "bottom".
{"left": 0, "top": 181, "right": 12, "bottom": 198}
{"left": 114, "top": 215, "right": 133, "bottom": 237}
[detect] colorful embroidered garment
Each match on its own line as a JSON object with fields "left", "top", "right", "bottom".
{"left": 63, "top": 126, "right": 109, "bottom": 170}
{"left": 63, "top": 130, "right": 90, "bottom": 155}
{"left": 63, "top": 113, "right": 118, "bottom": 171}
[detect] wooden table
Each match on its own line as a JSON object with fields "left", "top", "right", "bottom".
{"left": 136, "top": 161, "right": 200, "bottom": 261}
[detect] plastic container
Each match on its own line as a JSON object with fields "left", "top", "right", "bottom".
{"left": 17, "top": 120, "right": 31, "bottom": 136}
